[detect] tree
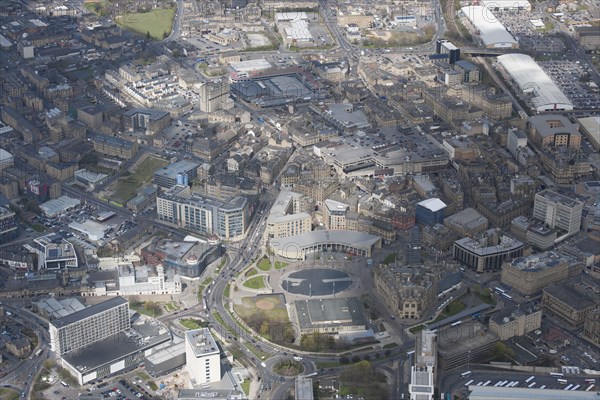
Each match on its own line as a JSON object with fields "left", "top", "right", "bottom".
{"left": 490, "top": 342, "right": 515, "bottom": 362}
{"left": 259, "top": 321, "right": 270, "bottom": 337}
{"left": 146, "top": 31, "right": 151, "bottom": 40}
{"left": 163, "top": 31, "right": 169, "bottom": 39}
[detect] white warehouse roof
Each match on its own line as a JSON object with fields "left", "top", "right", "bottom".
{"left": 461, "top": 6, "right": 518, "bottom": 48}
{"left": 497, "top": 53, "right": 573, "bottom": 112}
{"left": 480, "top": 0, "right": 531, "bottom": 11}
{"left": 417, "top": 198, "right": 447, "bottom": 212}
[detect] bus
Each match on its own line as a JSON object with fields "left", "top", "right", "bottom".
{"left": 539, "top": 385, "right": 546, "bottom": 389}
{"left": 550, "top": 372, "right": 564, "bottom": 377}
{"left": 528, "top": 382, "right": 536, "bottom": 388}
{"left": 482, "top": 380, "right": 492, "bottom": 387}
{"left": 35, "top": 349, "right": 42, "bottom": 357}
{"left": 584, "top": 379, "right": 595, "bottom": 384}
{"left": 571, "top": 385, "right": 580, "bottom": 391}
{"left": 525, "top": 376, "right": 535, "bottom": 384}
{"left": 60, "top": 381, "right": 69, "bottom": 388}
{"left": 586, "top": 384, "right": 595, "bottom": 391}
{"left": 557, "top": 379, "right": 568, "bottom": 385}
{"left": 464, "top": 379, "right": 474, "bottom": 387}
{"left": 494, "top": 287, "right": 505, "bottom": 293}
{"left": 564, "top": 384, "right": 573, "bottom": 390}
{"left": 501, "top": 293, "right": 513, "bottom": 300}
{"left": 461, "top": 371, "right": 472, "bottom": 378}
{"left": 451, "top": 321, "right": 462, "bottom": 327}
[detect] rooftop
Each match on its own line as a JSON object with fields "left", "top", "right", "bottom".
{"left": 508, "top": 251, "right": 568, "bottom": 272}
{"left": 536, "top": 189, "right": 583, "bottom": 208}
{"left": 185, "top": 328, "right": 220, "bottom": 358}
{"left": 295, "top": 297, "right": 366, "bottom": 330}
{"left": 543, "top": 283, "right": 595, "bottom": 310}
{"left": 468, "top": 385, "right": 600, "bottom": 399}
{"left": 417, "top": 198, "right": 447, "bottom": 212}
{"left": 50, "top": 296, "right": 128, "bottom": 329}
{"left": 461, "top": 6, "right": 518, "bottom": 47}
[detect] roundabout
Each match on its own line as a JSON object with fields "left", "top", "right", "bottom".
{"left": 281, "top": 268, "right": 352, "bottom": 296}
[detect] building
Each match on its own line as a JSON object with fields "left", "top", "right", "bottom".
{"left": 146, "top": 342, "right": 186, "bottom": 377}
{"left": 542, "top": 282, "right": 597, "bottom": 328}
{"left": 6, "top": 336, "right": 31, "bottom": 358}
{"left": 574, "top": 26, "right": 600, "bottom": 52}
{"left": 533, "top": 190, "right": 583, "bottom": 239}
{"left": 488, "top": 303, "right": 542, "bottom": 340}
{"left": 527, "top": 114, "right": 581, "bottom": 150}
{"left": 469, "top": 386, "right": 600, "bottom": 400}
{"left": 436, "top": 40, "right": 461, "bottom": 64}
{"left": 453, "top": 60, "right": 481, "bottom": 83}
{"left": 444, "top": 208, "right": 488, "bottom": 237}
{"left": 294, "top": 297, "right": 367, "bottom": 334}
{"left": 496, "top": 54, "right": 573, "bottom": 112}
{"left": 322, "top": 199, "right": 350, "bottom": 230}
{"left": 266, "top": 191, "right": 312, "bottom": 239}
{"left": 29, "top": 233, "right": 78, "bottom": 270}
{"left": 123, "top": 108, "right": 171, "bottom": 135}
{"left": 0, "top": 148, "right": 14, "bottom": 171}
{"left": 33, "top": 297, "right": 86, "bottom": 320}
{"left": 416, "top": 198, "right": 446, "bottom": 226}
{"left": 501, "top": 251, "right": 581, "bottom": 295}
{"left": 507, "top": 128, "right": 528, "bottom": 159}
{"left": 154, "top": 160, "right": 200, "bottom": 189}
{"left": 68, "top": 220, "right": 107, "bottom": 242}
{"left": 408, "top": 330, "right": 437, "bottom": 400}
{"left": 49, "top": 297, "right": 129, "bottom": 356}
{"left": 295, "top": 376, "right": 314, "bottom": 400}
{"left": 373, "top": 265, "right": 437, "bottom": 319}
{"left": 142, "top": 238, "right": 222, "bottom": 279}
{"left": 461, "top": 6, "right": 519, "bottom": 48}
{"left": 199, "top": 80, "right": 230, "bottom": 113}
{"left": 0, "top": 206, "right": 17, "bottom": 243}
{"left": 583, "top": 312, "right": 600, "bottom": 347}
{"left": 578, "top": 116, "right": 600, "bottom": 150}
{"left": 437, "top": 321, "right": 499, "bottom": 370}
{"left": 157, "top": 185, "right": 248, "bottom": 239}
{"left": 270, "top": 230, "right": 382, "bottom": 260}
{"left": 127, "top": 186, "right": 157, "bottom": 212}
{"left": 39, "top": 195, "right": 80, "bottom": 217}
{"left": 185, "top": 328, "right": 221, "bottom": 386}
{"left": 453, "top": 230, "right": 525, "bottom": 272}
{"left": 74, "top": 169, "right": 108, "bottom": 189}
{"left": 93, "top": 134, "right": 138, "bottom": 159}
{"left": 480, "top": 0, "right": 531, "bottom": 11}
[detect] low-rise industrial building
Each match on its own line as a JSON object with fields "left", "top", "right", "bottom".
{"left": 294, "top": 297, "right": 367, "bottom": 334}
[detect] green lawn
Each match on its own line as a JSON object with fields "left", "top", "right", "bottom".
{"left": 202, "top": 277, "right": 214, "bottom": 286}
{"left": 164, "top": 302, "right": 179, "bottom": 312}
{"left": 109, "top": 156, "right": 167, "bottom": 205}
{"left": 244, "top": 342, "right": 270, "bottom": 360}
{"left": 0, "top": 388, "right": 19, "bottom": 400}
{"left": 223, "top": 283, "right": 231, "bottom": 298}
{"left": 245, "top": 268, "right": 258, "bottom": 277}
{"left": 316, "top": 361, "right": 341, "bottom": 369}
{"left": 180, "top": 318, "right": 207, "bottom": 330}
{"left": 274, "top": 261, "right": 288, "bottom": 270}
{"left": 117, "top": 7, "right": 176, "bottom": 40}
{"left": 241, "top": 379, "right": 250, "bottom": 395}
{"left": 409, "top": 324, "right": 424, "bottom": 334}
{"left": 257, "top": 258, "right": 271, "bottom": 271}
{"left": 445, "top": 300, "right": 466, "bottom": 316}
{"left": 243, "top": 276, "right": 266, "bottom": 289}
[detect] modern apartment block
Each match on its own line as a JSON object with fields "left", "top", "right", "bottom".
{"left": 30, "top": 233, "right": 78, "bottom": 270}
{"left": 533, "top": 189, "right": 583, "bottom": 238}
{"left": 322, "top": 199, "right": 350, "bottom": 230}
{"left": 123, "top": 108, "right": 170, "bottom": 135}
{"left": 185, "top": 328, "right": 221, "bottom": 386}
{"left": 453, "top": 229, "right": 525, "bottom": 273}
{"left": 157, "top": 185, "right": 248, "bottom": 239}
{"left": 153, "top": 160, "right": 200, "bottom": 189}
{"left": 409, "top": 330, "right": 437, "bottom": 400}
{"left": 49, "top": 296, "right": 130, "bottom": 356}
{"left": 266, "top": 190, "right": 311, "bottom": 239}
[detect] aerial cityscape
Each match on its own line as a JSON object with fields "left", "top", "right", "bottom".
{"left": 0, "top": 0, "right": 598, "bottom": 398}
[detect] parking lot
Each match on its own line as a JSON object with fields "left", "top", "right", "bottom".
{"left": 79, "top": 378, "right": 155, "bottom": 400}
{"left": 539, "top": 60, "right": 600, "bottom": 109}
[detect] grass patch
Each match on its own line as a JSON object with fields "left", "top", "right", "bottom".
{"left": 137, "top": 371, "right": 151, "bottom": 381}
{"left": 409, "top": 324, "right": 424, "bottom": 334}
{"left": 164, "top": 302, "right": 179, "bottom": 312}
{"left": 245, "top": 268, "right": 258, "bottom": 277}
{"left": 180, "top": 318, "right": 207, "bottom": 330}
{"left": 32, "top": 224, "right": 45, "bottom": 232}
{"left": 129, "top": 300, "right": 163, "bottom": 317}
{"left": 147, "top": 381, "right": 158, "bottom": 391}
{"left": 197, "top": 285, "right": 205, "bottom": 301}
{"left": 316, "top": 361, "right": 341, "bottom": 369}
{"left": 213, "top": 312, "right": 236, "bottom": 336}
{"left": 109, "top": 156, "right": 167, "bottom": 205}
{"left": 116, "top": 8, "right": 176, "bottom": 41}
{"left": 234, "top": 295, "right": 294, "bottom": 344}
{"left": 257, "top": 257, "right": 271, "bottom": 271}
{"left": 241, "top": 379, "right": 250, "bottom": 395}
{"left": 0, "top": 389, "right": 19, "bottom": 400}
{"left": 223, "top": 283, "right": 231, "bottom": 298}
{"left": 383, "top": 343, "right": 398, "bottom": 349}
{"left": 444, "top": 300, "right": 466, "bottom": 316}
{"left": 273, "top": 360, "right": 303, "bottom": 376}
{"left": 383, "top": 253, "right": 397, "bottom": 265}
{"left": 274, "top": 261, "right": 288, "bottom": 270}
{"left": 243, "top": 275, "right": 265, "bottom": 289}
{"left": 202, "top": 277, "right": 214, "bottom": 286}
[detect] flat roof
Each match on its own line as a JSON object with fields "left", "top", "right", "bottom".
{"left": 578, "top": 116, "right": 600, "bottom": 148}
{"left": 536, "top": 189, "right": 583, "bottom": 208}
{"left": 497, "top": 54, "right": 573, "bottom": 111}
{"left": 461, "top": 6, "right": 518, "bottom": 47}
{"left": 146, "top": 341, "right": 186, "bottom": 365}
{"left": 270, "top": 230, "right": 381, "bottom": 253}
{"left": 40, "top": 196, "right": 81, "bottom": 217}
{"left": 543, "top": 283, "right": 595, "bottom": 310}
{"left": 62, "top": 324, "right": 170, "bottom": 372}
{"left": 468, "top": 385, "right": 600, "bottom": 399}
{"left": 185, "top": 328, "right": 219, "bottom": 358}
{"left": 50, "top": 296, "right": 128, "bottom": 329}
{"left": 295, "top": 297, "right": 366, "bottom": 329}
{"left": 230, "top": 58, "right": 272, "bottom": 73}
{"left": 418, "top": 198, "right": 447, "bottom": 212}
{"left": 427, "top": 304, "right": 492, "bottom": 330}
{"left": 295, "top": 376, "right": 314, "bottom": 400}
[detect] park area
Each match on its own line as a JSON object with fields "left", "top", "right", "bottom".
{"left": 116, "top": 7, "right": 176, "bottom": 40}
{"left": 234, "top": 295, "right": 294, "bottom": 344}
{"left": 107, "top": 156, "right": 167, "bottom": 206}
